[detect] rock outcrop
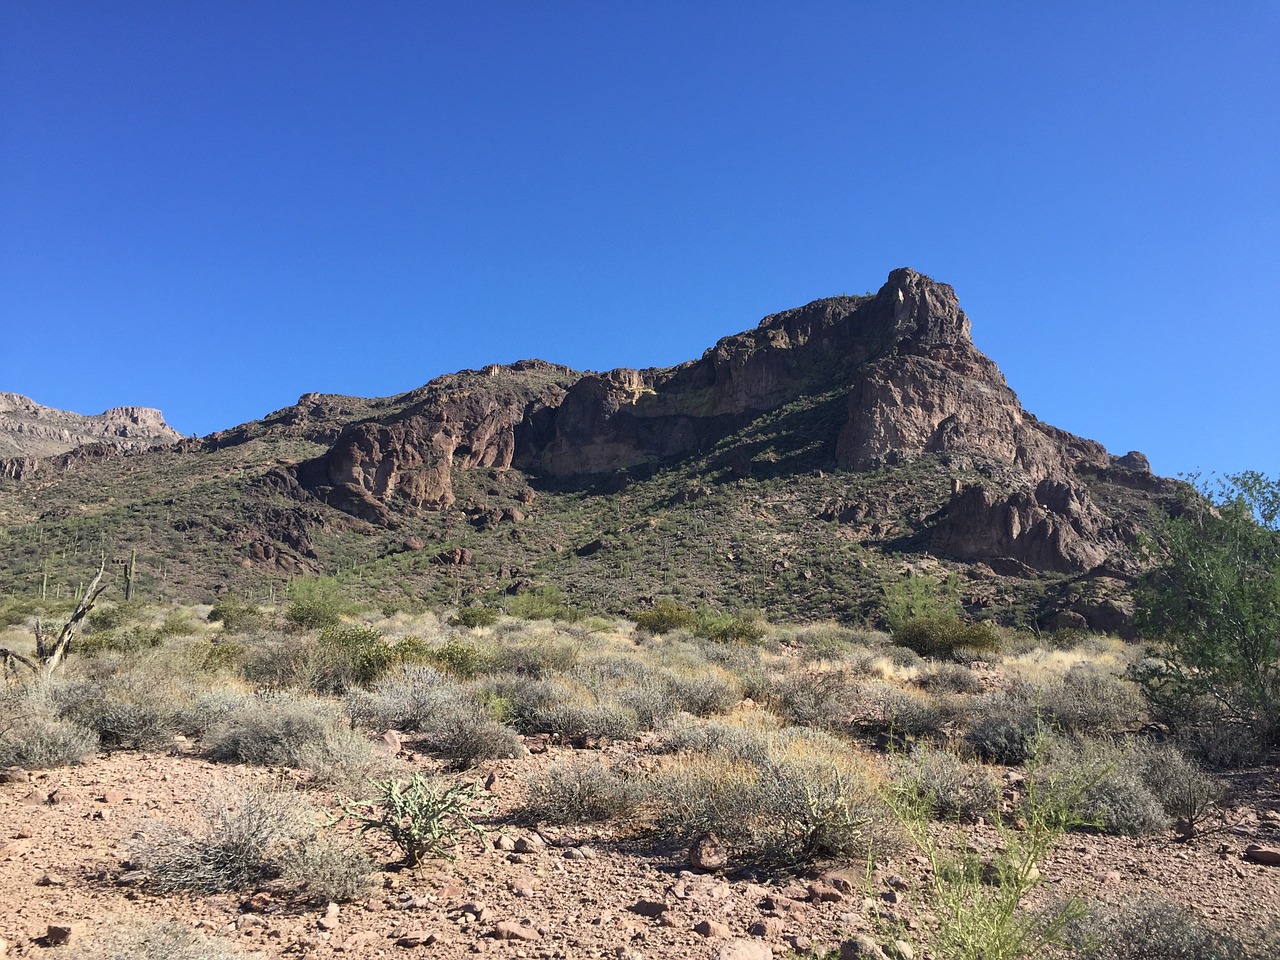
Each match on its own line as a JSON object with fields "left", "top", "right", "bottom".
{"left": 278, "top": 268, "right": 1167, "bottom": 578}
{"left": 0, "top": 393, "right": 181, "bottom": 460}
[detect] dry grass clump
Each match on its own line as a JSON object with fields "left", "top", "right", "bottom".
{"left": 643, "top": 723, "right": 898, "bottom": 868}
{"left": 519, "top": 757, "right": 641, "bottom": 825}
{"left": 85, "top": 920, "right": 239, "bottom": 960}
{"left": 1064, "top": 896, "right": 1279, "bottom": 959}
{"left": 893, "top": 745, "right": 1000, "bottom": 821}
{"left": 130, "top": 785, "right": 372, "bottom": 899}
{"left": 0, "top": 682, "right": 98, "bottom": 768}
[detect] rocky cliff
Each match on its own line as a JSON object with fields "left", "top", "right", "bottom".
{"left": 0, "top": 393, "right": 182, "bottom": 462}
{"left": 290, "top": 268, "right": 1166, "bottom": 577}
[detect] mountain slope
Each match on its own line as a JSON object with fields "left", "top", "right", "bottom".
{"left": 0, "top": 269, "right": 1177, "bottom": 628}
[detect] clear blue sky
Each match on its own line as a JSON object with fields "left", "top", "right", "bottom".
{"left": 2, "top": 2, "right": 1277, "bottom": 480}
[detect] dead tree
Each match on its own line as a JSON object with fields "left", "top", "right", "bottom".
{"left": 1, "top": 560, "right": 108, "bottom": 680}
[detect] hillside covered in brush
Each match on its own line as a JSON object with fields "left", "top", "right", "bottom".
{"left": 0, "top": 269, "right": 1178, "bottom": 628}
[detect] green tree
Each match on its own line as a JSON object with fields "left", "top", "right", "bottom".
{"left": 1135, "top": 472, "right": 1280, "bottom": 743}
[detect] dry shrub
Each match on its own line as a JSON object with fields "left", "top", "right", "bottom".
{"left": 85, "top": 920, "right": 238, "bottom": 960}
{"left": 894, "top": 745, "right": 999, "bottom": 821}
{"left": 520, "top": 757, "right": 640, "bottom": 825}
{"left": 0, "top": 685, "right": 98, "bottom": 768}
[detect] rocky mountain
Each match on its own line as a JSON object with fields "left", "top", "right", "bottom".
{"left": 0, "top": 269, "right": 1178, "bottom": 628}
{"left": 0, "top": 393, "right": 181, "bottom": 465}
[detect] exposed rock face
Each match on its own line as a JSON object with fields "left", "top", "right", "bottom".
{"left": 295, "top": 361, "right": 576, "bottom": 524}
{"left": 286, "top": 268, "right": 1165, "bottom": 578}
{"left": 0, "top": 393, "right": 181, "bottom": 460}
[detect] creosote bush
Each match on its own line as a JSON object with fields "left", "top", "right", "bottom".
{"left": 632, "top": 599, "right": 697, "bottom": 635}
{"left": 85, "top": 920, "right": 239, "bottom": 960}
{"left": 895, "top": 614, "right": 1003, "bottom": 659}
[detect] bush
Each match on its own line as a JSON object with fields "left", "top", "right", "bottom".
{"left": 279, "top": 835, "right": 374, "bottom": 903}
{"left": 694, "top": 611, "right": 766, "bottom": 644}
{"left": 205, "top": 695, "right": 340, "bottom": 767}
{"left": 1065, "top": 896, "right": 1275, "bottom": 959}
{"left": 207, "top": 595, "right": 263, "bottom": 632}
{"left": 85, "top": 921, "right": 238, "bottom": 960}
{"left": 451, "top": 606, "right": 499, "bottom": 629}
{"left": 505, "top": 586, "right": 579, "bottom": 621}
{"left": 966, "top": 696, "right": 1040, "bottom": 765}
{"left": 894, "top": 746, "right": 999, "bottom": 821}
{"left": 520, "top": 758, "right": 640, "bottom": 825}
{"left": 0, "top": 701, "right": 98, "bottom": 768}
{"left": 132, "top": 787, "right": 297, "bottom": 893}
{"left": 917, "top": 663, "right": 985, "bottom": 695}
{"left": 1038, "top": 666, "right": 1143, "bottom": 735}
{"left": 1135, "top": 472, "right": 1280, "bottom": 748}
{"left": 642, "top": 729, "right": 896, "bottom": 868}
{"left": 895, "top": 614, "right": 1003, "bottom": 659}
{"left": 633, "top": 600, "right": 697, "bottom": 635}
{"left": 285, "top": 577, "right": 354, "bottom": 630}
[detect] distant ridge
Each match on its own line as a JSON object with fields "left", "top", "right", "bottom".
{"left": 0, "top": 392, "right": 182, "bottom": 460}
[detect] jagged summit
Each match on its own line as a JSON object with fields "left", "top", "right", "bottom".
{"left": 0, "top": 392, "right": 181, "bottom": 460}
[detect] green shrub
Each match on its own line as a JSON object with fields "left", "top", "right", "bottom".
{"left": 505, "top": 586, "right": 579, "bottom": 622}
{"left": 694, "top": 611, "right": 766, "bottom": 644}
{"left": 285, "top": 577, "right": 354, "bottom": 630}
{"left": 1135, "top": 472, "right": 1280, "bottom": 748}
{"left": 430, "top": 637, "right": 485, "bottom": 678}
{"left": 206, "top": 595, "right": 262, "bottom": 632}
{"left": 895, "top": 614, "right": 1003, "bottom": 659}
{"left": 633, "top": 600, "right": 697, "bottom": 635}
{"left": 338, "top": 774, "right": 491, "bottom": 866}
{"left": 451, "top": 606, "right": 499, "bottom": 629}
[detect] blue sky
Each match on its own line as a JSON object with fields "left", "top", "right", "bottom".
{"left": 2, "top": 2, "right": 1277, "bottom": 479}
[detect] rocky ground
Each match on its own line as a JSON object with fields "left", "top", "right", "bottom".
{"left": 2, "top": 738, "right": 1277, "bottom": 960}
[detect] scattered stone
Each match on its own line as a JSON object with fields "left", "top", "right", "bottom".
{"left": 694, "top": 919, "right": 731, "bottom": 938}
{"left": 395, "top": 931, "right": 437, "bottom": 947}
{"left": 821, "top": 869, "right": 859, "bottom": 894}
{"left": 514, "top": 835, "right": 545, "bottom": 854}
{"left": 494, "top": 834, "right": 516, "bottom": 852}
{"left": 890, "top": 939, "right": 915, "bottom": 960}
{"left": 46, "top": 923, "right": 85, "bottom": 946}
{"left": 1244, "top": 845, "right": 1280, "bottom": 866}
{"left": 627, "top": 900, "right": 668, "bottom": 919}
{"left": 840, "top": 934, "right": 890, "bottom": 960}
{"left": 807, "top": 881, "right": 843, "bottom": 903}
{"left": 748, "top": 917, "right": 784, "bottom": 939}
{"left": 493, "top": 920, "right": 540, "bottom": 941}
{"left": 382, "top": 730, "right": 404, "bottom": 755}
{"left": 689, "top": 832, "right": 729, "bottom": 872}
{"left": 36, "top": 871, "right": 67, "bottom": 887}
{"left": 884, "top": 873, "right": 909, "bottom": 891}
{"left": 564, "top": 847, "right": 587, "bottom": 860}
{"left": 717, "top": 940, "right": 773, "bottom": 960}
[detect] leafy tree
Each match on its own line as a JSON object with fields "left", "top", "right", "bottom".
{"left": 1135, "top": 472, "right": 1280, "bottom": 743}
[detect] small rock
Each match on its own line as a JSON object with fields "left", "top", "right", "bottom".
{"left": 382, "top": 729, "right": 404, "bottom": 755}
{"left": 564, "top": 847, "right": 587, "bottom": 860}
{"left": 395, "top": 931, "right": 437, "bottom": 947}
{"left": 1244, "top": 845, "right": 1280, "bottom": 866}
{"left": 493, "top": 920, "right": 540, "bottom": 941}
{"left": 694, "top": 919, "right": 731, "bottom": 938}
{"left": 717, "top": 940, "right": 773, "bottom": 960}
{"left": 627, "top": 900, "right": 668, "bottom": 918}
{"left": 37, "top": 871, "right": 67, "bottom": 887}
{"left": 891, "top": 939, "right": 915, "bottom": 960}
{"left": 494, "top": 835, "right": 516, "bottom": 852}
{"left": 840, "top": 934, "right": 890, "bottom": 960}
{"left": 748, "top": 917, "right": 784, "bottom": 939}
{"left": 46, "top": 923, "right": 85, "bottom": 946}
{"left": 689, "top": 832, "right": 729, "bottom": 872}
{"left": 807, "top": 881, "right": 843, "bottom": 903}
{"left": 513, "top": 835, "right": 545, "bottom": 854}
{"left": 885, "top": 873, "right": 909, "bottom": 891}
